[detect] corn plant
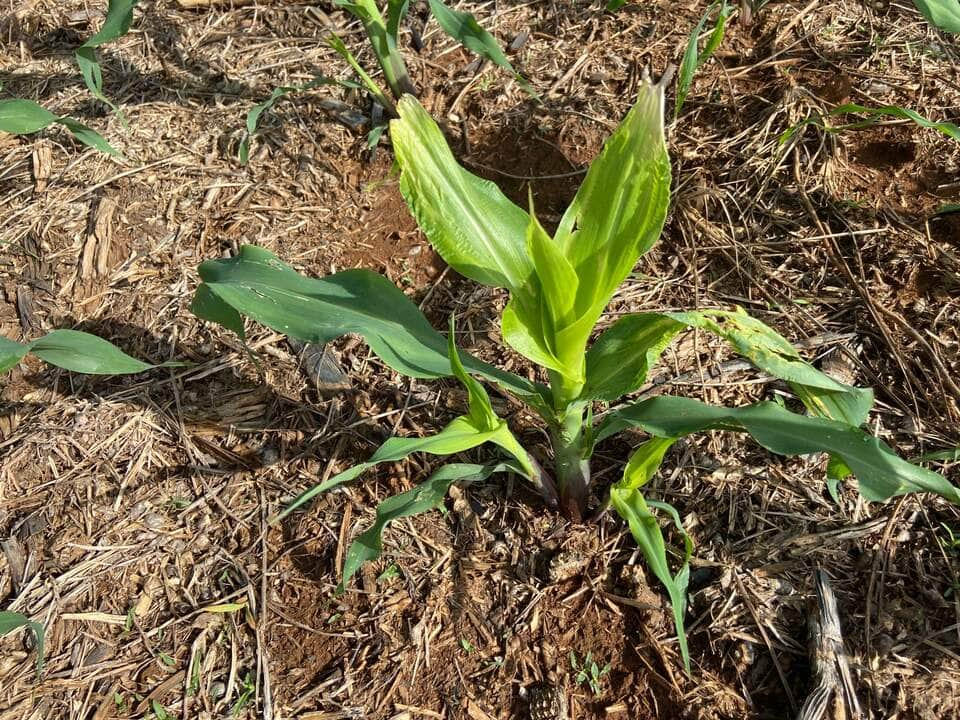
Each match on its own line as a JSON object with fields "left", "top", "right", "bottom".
{"left": 332, "top": 0, "right": 524, "bottom": 102}
{"left": 189, "top": 76, "right": 959, "bottom": 671}
{"left": 75, "top": 0, "right": 138, "bottom": 122}
{"left": 675, "top": 0, "right": 731, "bottom": 117}
{"left": 242, "top": 0, "right": 526, "bottom": 160}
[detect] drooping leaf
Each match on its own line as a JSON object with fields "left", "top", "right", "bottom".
{"left": 596, "top": 395, "right": 960, "bottom": 505}
{"left": 275, "top": 411, "right": 526, "bottom": 521}
{"left": 912, "top": 0, "right": 960, "bottom": 32}
{"left": 390, "top": 96, "right": 533, "bottom": 291}
{"left": 782, "top": 103, "right": 960, "bottom": 145}
{"left": 447, "top": 316, "right": 534, "bottom": 477}
{"left": 675, "top": 0, "right": 731, "bottom": 116}
{"left": 55, "top": 116, "right": 121, "bottom": 157}
{"left": 666, "top": 308, "right": 874, "bottom": 425}
{"left": 610, "top": 437, "right": 692, "bottom": 672}
{"left": 425, "top": 0, "right": 533, "bottom": 95}
{"left": 0, "top": 611, "right": 45, "bottom": 674}
{"left": 76, "top": 0, "right": 139, "bottom": 120}
{"left": 239, "top": 76, "right": 343, "bottom": 164}
{"left": 274, "top": 319, "right": 534, "bottom": 523}
{"left": 586, "top": 308, "right": 873, "bottom": 425}
{"left": 828, "top": 102, "right": 960, "bottom": 141}
{"left": 190, "top": 285, "right": 245, "bottom": 340}
{"left": 193, "top": 245, "right": 547, "bottom": 408}
{"left": 340, "top": 461, "right": 515, "bottom": 590}
{"left": 0, "top": 99, "right": 119, "bottom": 156}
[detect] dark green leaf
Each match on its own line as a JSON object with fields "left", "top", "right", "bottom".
{"left": 597, "top": 395, "right": 960, "bottom": 504}
{"left": 0, "top": 336, "right": 29, "bottom": 373}
{"left": 76, "top": 0, "right": 139, "bottom": 118}
{"left": 56, "top": 116, "right": 120, "bottom": 156}
{"left": 194, "top": 245, "right": 544, "bottom": 405}
{"left": 0, "top": 99, "right": 57, "bottom": 134}
{"left": 0, "top": 99, "right": 118, "bottom": 156}
{"left": 582, "top": 314, "right": 685, "bottom": 401}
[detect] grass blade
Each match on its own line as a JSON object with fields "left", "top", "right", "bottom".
{"left": 0, "top": 611, "right": 45, "bottom": 674}
{"left": 828, "top": 103, "right": 960, "bottom": 141}
{"left": 425, "top": 0, "right": 535, "bottom": 96}
{"left": 782, "top": 103, "right": 960, "bottom": 145}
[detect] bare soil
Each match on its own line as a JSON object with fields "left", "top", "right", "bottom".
{"left": 1, "top": 1, "right": 960, "bottom": 719}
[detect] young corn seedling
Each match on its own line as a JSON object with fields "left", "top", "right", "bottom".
{"left": 75, "top": 0, "right": 138, "bottom": 123}
{"left": 242, "top": 0, "right": 528, "bottom": 160}
{"left": 189, "top": 74, "right": 960, "bottom": 671}
{"left": 331, "top": 0, "right": 524, "bottom": 102}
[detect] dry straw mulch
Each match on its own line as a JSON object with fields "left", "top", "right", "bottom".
{"left": 1, "top": 0, "right": 959, "bottom": 718}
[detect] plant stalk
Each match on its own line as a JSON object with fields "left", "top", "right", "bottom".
{"left": 550, "top": 402, "right": 591, "bottom": 522}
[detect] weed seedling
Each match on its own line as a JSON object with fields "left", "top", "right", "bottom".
{"left": 570, "top": 651, "right": 611, "bottom": 696}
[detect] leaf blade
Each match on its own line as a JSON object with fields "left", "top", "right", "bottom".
{"left": 597, "top": 395, "right": 960, "bottom": 504}
{"left": 391, "top": 95, "right": 533, "bottom": 291}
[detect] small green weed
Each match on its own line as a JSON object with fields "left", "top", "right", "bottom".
{"left": 570, "top": 651, "right": 610, "bottom": 696}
